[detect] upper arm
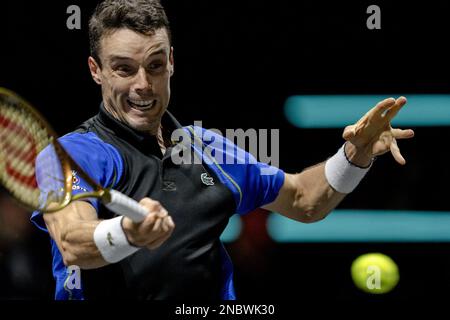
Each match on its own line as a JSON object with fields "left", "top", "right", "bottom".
{"left": 262, "top": 173, "right": 307, "bottom": 221}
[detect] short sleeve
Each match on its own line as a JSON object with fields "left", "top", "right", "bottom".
{"left": 187, "top": 126, "right": 285, "bottom": 215}
{"left": 30, "top": 132, "right": 124, "bottom": 232}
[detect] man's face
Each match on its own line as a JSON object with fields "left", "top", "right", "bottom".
{"left": 89, "top": 28, "right": 173, "bottom": 134}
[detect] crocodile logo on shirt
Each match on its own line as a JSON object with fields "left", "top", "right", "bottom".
{"left": 200, "top": 173, "right": 214, "bottom": 186}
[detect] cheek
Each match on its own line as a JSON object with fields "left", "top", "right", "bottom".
{"left": 153, "top": 75, "right": 171, "bottom": 96}
{"left": 107, "top": 76, "right": 132, "bottom": 96}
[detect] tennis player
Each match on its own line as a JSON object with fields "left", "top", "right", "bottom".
{"left": 31, "top": 0, "right": 414, "bottom": 300}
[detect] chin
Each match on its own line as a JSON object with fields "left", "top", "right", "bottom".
{"left": 128, "top": 118, "right": 159, "bottom": 133}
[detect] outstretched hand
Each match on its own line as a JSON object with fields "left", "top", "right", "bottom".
{"left": 342, "top": 97, "right": 415, "bottom": 165}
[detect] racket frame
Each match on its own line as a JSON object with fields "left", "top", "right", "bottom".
{"left": 0, "top": 87, "right": 111, "bottom": 213}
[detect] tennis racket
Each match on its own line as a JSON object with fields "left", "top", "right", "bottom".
{"left": 0, "top": 87, "right": 149, "bottom": 222}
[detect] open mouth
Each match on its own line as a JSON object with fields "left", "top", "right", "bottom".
{"left": 127, "top": 99, "right": 157, "bottom": 111}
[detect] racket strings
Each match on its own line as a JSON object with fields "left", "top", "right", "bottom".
{"left": 0, "top": 97, "right": 65, "bottom": 210}
{"left": 37, "top": 144, "right": 67, "bottom": 206}
{"left": 0, "top": 103, "right": 39, "bottom": 206}
{"left": 0, "top": 108, "right": 36, "bottom": 181}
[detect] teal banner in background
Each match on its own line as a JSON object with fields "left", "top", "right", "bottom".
{"left": 220, "top": 214, "right": 242, "bottom": 242}
{"left": 267, "top": 210, "right": 450, "bottom": 242}
{"left": 221, "top": 210, "right": 450, "bottom": 243}
{"left": 284, "top": 95, "right": 450, "bottom": 128}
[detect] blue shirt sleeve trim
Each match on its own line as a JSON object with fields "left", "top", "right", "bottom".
{"left": 187, "top": 126, "right": 243, "bottom": 209}
{"left": 219, "top": 242, "right": 236, "bottom": 300}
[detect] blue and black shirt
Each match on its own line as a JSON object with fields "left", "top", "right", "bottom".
{"left": 31, "top": 104, "right": 284, "bottom": 300}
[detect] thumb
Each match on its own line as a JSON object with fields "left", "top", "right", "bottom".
{"left": 342, "top": 125, "right": 356, "bottom": 141}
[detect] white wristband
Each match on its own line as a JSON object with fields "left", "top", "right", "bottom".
{"left": 324, "top": 143, "right": 373, "bottom": 194}
{"left": 93, "top": 216, "right": 139, "bottom": 263}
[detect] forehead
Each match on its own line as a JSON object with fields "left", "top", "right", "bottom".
{"left": 100, "top": 28, "right": 170, "bottom": 60}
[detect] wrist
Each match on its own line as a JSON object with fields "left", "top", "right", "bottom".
{"left": 344, "top": 142, "right": 373, "bottom": 168}
{"left": 93, "top": 216, "right": 140, "bottom": 264}
{"left": 324, "top": 143, "right": 373, "bottom": 194}
{"left": 120, "top": 216, "right": 141, "bottom": 248}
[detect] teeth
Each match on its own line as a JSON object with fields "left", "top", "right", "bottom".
{"left": 127, "top": 99, "right": 156, "bottom": 110}
{"left": 129, "top": 99, "right": 154, "bottom": 106}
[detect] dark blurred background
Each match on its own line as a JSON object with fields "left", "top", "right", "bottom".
{"left": 1, "top": 0, "right": 450, "bottom": 302}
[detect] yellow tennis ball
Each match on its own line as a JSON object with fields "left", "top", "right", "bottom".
{"left": 351, "top": 253, "right": 399, "bottom": 294}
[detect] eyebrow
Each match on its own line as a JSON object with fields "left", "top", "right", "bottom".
{"left": 109, "top": 55, "right": 134, "bottom": 61}
{"left": 148, "top": 48, "right": 167, "bottom": 57}
{"left": 109, "top": 49, "right": 168, "bottom": 62}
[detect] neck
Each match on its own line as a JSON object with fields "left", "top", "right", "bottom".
{"left": 156, "top": 125, "right": 167, "bottom": 155}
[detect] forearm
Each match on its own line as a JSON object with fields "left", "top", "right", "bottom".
{"left": 44, "top": 202, "right": 108, "bottom": 270}
{"left": 264, "top": 163, "right": 345, "bottom": 223}
{"left": 45, "top": 198, "right": 174, "bottom": 270}
{"left": 291, "top": 163, "right": 346, "bottom": 222}
{"left": 59, "top": 219, "right": 108, "bottom": 270}
{"left": 265, "top": 143, "right": 372, "bottom": 223}
{"left": 293, "top": 142, "right": 373, "bottom": 221}
{"left": 295, "top": 163, "right": 346, "bottom": 222}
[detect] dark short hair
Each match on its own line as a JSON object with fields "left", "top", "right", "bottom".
{"left": 89, "top": 0, "right": 171, "bottom": 67}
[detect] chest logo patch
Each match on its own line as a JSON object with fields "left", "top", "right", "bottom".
{"left": 162, "top": 180, "right": 177, "bottom": 192}
{"left": 200, "top": 173, "right": 214, "bottom": 186}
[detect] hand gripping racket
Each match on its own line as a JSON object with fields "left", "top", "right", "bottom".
{"left": 0, "top": 87, "right": 148, "bottom": 222}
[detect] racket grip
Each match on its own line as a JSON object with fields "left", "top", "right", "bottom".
{"left": 104, "top": 190, "right": 149, "bottom": 223}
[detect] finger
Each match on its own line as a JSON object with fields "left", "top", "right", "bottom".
{"left": 156, "top": 208, "right": 168, "bottom": 219}
{"left": 390, "top": 138, "right": 406, "bottom": 165}
{"left": 139, "top": 198, "right": 163, "bottom": 212}
{"left": 161, "top": 219, "right": 168, "bottom": 233}
{"left": 166, "top": 216, "right": 175, "bottom": 229}
{"left": 161, "top": 216, "right": 169, "bottom": 232}
{"left": 162, "top": 215, "right": 174, "bottom": 232}
{"left": 373, "top": 97, "right": 396, "bottom": 117}
{"left": 153, "top": 208, "right": 169, "bottom": 231}
{"left": 392, "top": 128, "right": 415, "bottom": 139}
{"left": 345, "top": 98, "right": 396, "bottom": 137}
{"left": 129, "top": 212, "right": 156, "bottom": 228}
{"left": 379, "top": 131, "right": 392, "bottom": 150}
{"left": 144, "top": 212, "right": 157, "bottom": 225}
{"left": 385, "top": 96, "right": 407, "bottom": 120}
{"left": 152, "top": 216, "right": 163, "bottom": 232}
{"left": 128, "top": 213, "right": 155, "bottom": 233}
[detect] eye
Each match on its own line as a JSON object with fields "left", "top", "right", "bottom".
{"left": 148, "top": 61, "right": 164, "bottom": 72}
{"left": 115, "top": 65, "right": 134, "bottom": 76}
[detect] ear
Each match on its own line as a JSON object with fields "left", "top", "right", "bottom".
{"left": 88, "top": 56, "right": 102, "bottom": 85}
{"left": 169, "top": 46, "right": 174, "bottom": 76}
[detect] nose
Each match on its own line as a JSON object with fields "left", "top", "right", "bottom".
{"left": 133, "top": 67, "right": 151, "bottom": 92}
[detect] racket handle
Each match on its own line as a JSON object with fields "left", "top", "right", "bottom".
{"left": 104, "top": 190, "right": 149, "bottom": 223}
